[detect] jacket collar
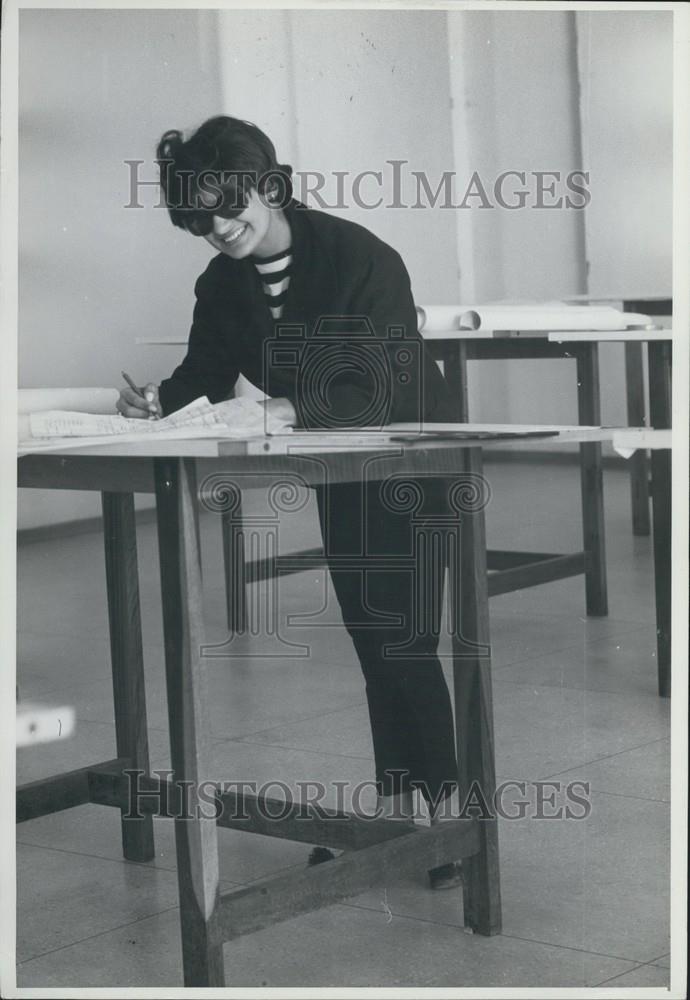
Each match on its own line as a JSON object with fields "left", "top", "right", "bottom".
{"left": 221, "top": 199, "right": 339, "bottom": 335}
{"left": 279, "top": 200, "right": 338, "bottom": 327}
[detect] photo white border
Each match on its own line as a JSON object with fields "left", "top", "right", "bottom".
{"left": 1, "top": 2, "right": 687, "bottom": 998}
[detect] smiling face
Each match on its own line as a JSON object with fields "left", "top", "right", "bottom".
{"left": 199, "top": 186, "right": 291, "bottom": 260}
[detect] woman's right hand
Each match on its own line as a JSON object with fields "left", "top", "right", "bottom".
{"left": 116, "top": 382, "right": 162, "bottom": 419}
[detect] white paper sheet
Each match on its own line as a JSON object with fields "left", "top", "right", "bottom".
{"left": 18, "top": 424, "right": 229, "bottom": 455}
{"left": 20, "top": 396, "right": 293, "bottom": 453}
{"left": 28, "top": 396, "right": 224, "bottom": 438}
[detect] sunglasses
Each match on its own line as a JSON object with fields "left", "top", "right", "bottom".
{"left": 182, "top": 183, "right": 250, "bottom": 237}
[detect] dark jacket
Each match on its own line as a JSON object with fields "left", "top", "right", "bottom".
{"left": 158, "top": 200, "right": 456, "bottom": 427}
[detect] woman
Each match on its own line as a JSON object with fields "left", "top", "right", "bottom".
{"left": 118, "top": 115, "right": 461, "bottom": 889}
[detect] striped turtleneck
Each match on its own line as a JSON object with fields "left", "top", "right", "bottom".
{"left": 251, "top": 247, "right": 293, "bottom": 319}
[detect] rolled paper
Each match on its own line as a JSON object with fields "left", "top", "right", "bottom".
{"left": 416, "top": 303, "right": 651, "bottom": 333}
{"left": 18, "top": 387, "right": 120, "bottom": 415}
{"left": 414, "top": 305, "right": 466, "bottom": 332}
{"left": 457, "top": 304, "right": 651, "bottom": 331}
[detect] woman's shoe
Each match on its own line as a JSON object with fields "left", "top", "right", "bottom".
{"left": 428, "top": 861, "right": 463, "bottom": 890}
{"left": 307, "top": 846, "right": 337, "bottom": 866}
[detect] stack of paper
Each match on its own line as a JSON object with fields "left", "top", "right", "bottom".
{"left": 21, "top": 396, "right": 292, "bottom": 453}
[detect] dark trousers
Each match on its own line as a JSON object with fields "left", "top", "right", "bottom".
{"left": 315, "top": 477, "right": 458, "bottom": 807}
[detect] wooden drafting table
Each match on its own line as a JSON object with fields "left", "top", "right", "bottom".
{"left": 424, "top": 317, "right": 671, "bottom": 543}
{"left": 16, "top": 424, "right": 671, "bottom": 985}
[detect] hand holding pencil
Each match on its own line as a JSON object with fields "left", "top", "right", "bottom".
{"left": 117, "top": 371, "right": 162, "bottom": 420}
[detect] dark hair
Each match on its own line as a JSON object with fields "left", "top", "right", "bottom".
{"left": 156, "top": 115, "right": 293, "bottom": 233}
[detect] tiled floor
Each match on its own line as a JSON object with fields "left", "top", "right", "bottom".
{"left": 15, "top": 460, "right": 672, "bottom": 988}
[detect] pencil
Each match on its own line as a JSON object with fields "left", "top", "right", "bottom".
{"left": 121, "top": 370, "right": 160, "bottom": 420}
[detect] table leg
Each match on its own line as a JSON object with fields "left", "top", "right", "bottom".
{"left": 624, "top": 342, "right": 651, "bottom": 536}
{"left": 102, "top": 492, "right": 154, "bottom": 862}
{"left": 648, "top": 341, "right": 672, "bottom": 698}
{"left": 451, "top": 447, "right": 501, "bottom": 934}
{"left": 647, "top": 339, "right": 672, "bottom": 431}
{"left": 576, "top": 344, "right": 608, "bottom": 616}
{"left": 442, "top": 342, "right": 470, "bottom": 422}
{"left": 154, "top": 458, "right": 225, "bottom": 986}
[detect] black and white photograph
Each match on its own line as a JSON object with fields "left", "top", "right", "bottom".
{"left": 1, "top": 1, "right": 688, "bottom": 995}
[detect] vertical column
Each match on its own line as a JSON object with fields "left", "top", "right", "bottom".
{"left": 442, "top": 342, "right": 470, "bottom": 423}
{"left": 451, "top": 447, "right": 501, "bottom": 935}
{"left": 576, "top": 344, "right": 608, "bottom": 616}
{"left": 101, "top": 491, "right": 154, "bottom": 862}
{"left": 155, "top": 458, "right": 224, "bottom": 987}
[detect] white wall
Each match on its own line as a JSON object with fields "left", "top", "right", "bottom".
{"left": 290, "top": 9, "right": 459, "bottom": 304}
{"left": 577, "top": 10, "right": 673, "bottom": 297}
{"left": 19, "top": 8, "right": 462, "bottom": 529}
{"left": 447, "top": 10, "right": 672, "bottom": 429}
{"left": 18, "top": 9, "right": 224, "bottom": 527}
{"left": 17, "top": 9, "right": 673, "bottom": 527}
{"left": 448, "top": 11, "right": 586, "bottom": 426}
{"left": 575, "top": 10, "right": 673, "bottom": 436}
{"left": 216, "top": 8, "right": 460, "bottom": 304}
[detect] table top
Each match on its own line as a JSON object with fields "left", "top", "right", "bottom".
{"left": 19, "top": 423, "right": 613, "bottom": 460}
{"left": 547, "top": 329, "right": 672, "bottom": 343}
{"left": 562, "top": 294, "right": 671, "bottom": 305}
{"left": 612, "top": 429, "right": 672, "bottom": 452}
{"left": 422, "top": 327, "right": 671, "bottom": 342}
{"left": 139, "top": 327, "right": 672, "bottom": 346}
{"left": 17, "top": 424, "right": 671, "bottom": 493}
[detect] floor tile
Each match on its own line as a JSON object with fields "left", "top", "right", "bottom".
{"left": 16, "top": 718, "right": 171, "bottom": 784}
{"left": 17, "top": 804, "right": 309, "bottom": 886}
{"left": 498, "top": 788, "right": 670, "bottom": 962}
{"left": 17, "top": 906, "right": 185, "bottom": 988}
{"left": 235, "top": 702, "right": 374, "bottom": 760}
{"left": 450, "top": 612, "right": 652, "bottom": 673}
{"left": 593, "top": 961, "right": 671, "bottom": 987}
{"left": 218, "top": 905, "right": 638, "bottom": 988}
{"left": 490, "top": 583, "right": 656, "bottom": 629}
{"left": 19, "top": 596, "right": 368, "bottom": 736}
{"left": 491, "top": 683, "right": 669, "bottom": 779}
{"left": 18, "top": 630, "right": 117, "bottom": 691}
{"left": 15, "top": 462, "right": 674, "bottom": 988}
{"left": 16, "top": 842, "right": 180, "bottom": 964}
{"left": 208, "top": 736, "right": 380, "bottom": 814}
{"left": 237, "top": 683, "right": 670, "bottom": 783}
{"left": 492, "top": 628, "right": 661, "bottom": 696}
{"left": 16, "top": 897, "right": 638, "bottom": 989}
{"left": 350, "top": 789, "right": 670, "bottom": 963}
{"left": 547, "top": 739, "right": 670, "bottom": 801}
